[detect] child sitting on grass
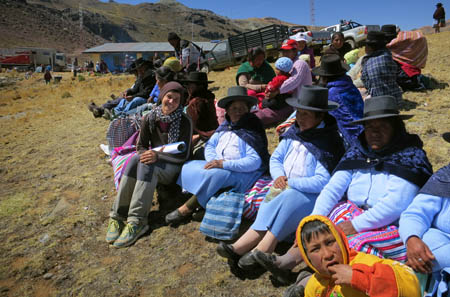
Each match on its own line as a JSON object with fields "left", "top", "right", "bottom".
{"left": 261, "top": 57, "right": 293, "bottom": 109}
{"left": 296, "top": 215, "right": 420, "bottom": 297}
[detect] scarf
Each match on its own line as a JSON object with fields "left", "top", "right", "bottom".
{"left": 335, "top": 128, "right": 433, "bottom": 187}
{"left": 215, "top": 113, "right": 270, "bottom": 171}
{"left": 281, "top": 114, "right": 345, "bottom": 173}
{"left": 420, "top": 164, "right": 450, "bottom": 198}
{"left": 147, "top": 105, "right": 183, "bottom": 144}
{"left": 235, "top": 61, "right": 275, "bottom": 85}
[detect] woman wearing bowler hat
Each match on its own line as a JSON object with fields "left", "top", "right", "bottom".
{"left": 165, "top": 86, "right": 269, "bottom": 225}
{"left": 254, "top": 95, "right": 433, "bottom": 290}
{"left": 361, "top": 31, "right": 403, "bottom": 102}
{"left": 311, "top": 95, "right": 432, "bottom": 261}
{"left": 399, "top": 132, "right": 450, "bottom": 286}
{"left": 181, "top": 71, "right": 219, "bottom": 159}
{"left": 312, "top": 54, "right": 364, "bottom": 146}
{"left": 217, "top": 86, "right": 344, "bottom": 271}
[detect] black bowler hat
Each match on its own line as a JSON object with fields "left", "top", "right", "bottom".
{"left": 366, "top": 31, "right": 387, "bottom": 45}
{"left": 168, "top": 32, "right": 180, "bottom": 41}
{"left": 155, "top": 66, "right": 175, "bottom": 81}
{"left": 381, "top": 24, "right": 398, "bottom": 42}
{"left": 181, "top": 71, "right": 214, "bottom": 84}
{"left": 135, "top": 58, "right": 152, "bottom": 69}
{"left": 443, "top": 132, "right": 450, "bottom": 143}
{"left": 286, "top": 85, "right": 339, "bottom": 112}
{"left": 218, "top": 86, "right": 257, "bottom": 108}
{"left": 350, "top": 95, "right": 413, "bottom": 125}
{"left": 312, "top": 54, "right": 349, "bottom": 77}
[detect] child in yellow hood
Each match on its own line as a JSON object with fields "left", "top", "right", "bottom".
{"left": 297, "top": 215, "right": 420, "bottom": 297}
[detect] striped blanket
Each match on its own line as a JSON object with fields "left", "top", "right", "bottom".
{"left": 329, "top": 201, "right": 407, "bottom": 262}
{"left": 243, "top": 177, "right": 273, "bottom": 220}
{"left": 111, "top": 145, "right": 137, "bottom": 190}
{"left": 387, "top": 31, "right": 428, "bottom": 69}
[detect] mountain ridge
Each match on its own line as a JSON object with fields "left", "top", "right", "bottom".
{"left": 2, "top": 0, "right": 446, "bottom": 55}
{"left": 2, "top": 0, "right": 303, "bottom": 54}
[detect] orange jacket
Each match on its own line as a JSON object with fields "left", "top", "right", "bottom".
{"left": 297, "top": 215, "right": 420, "bottom": 297}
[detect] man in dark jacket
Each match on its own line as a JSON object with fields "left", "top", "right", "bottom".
{"left": 433, "top": 3, "right": 446, "bottom": 33}
{"left": 112, "top": 59, "right": 156, "bottom": 115}
{"left": 168, "top": 32, "right": 205, "bottom": 73}
{"left": 87, "top": 59, "right": 156, "bottom": 119}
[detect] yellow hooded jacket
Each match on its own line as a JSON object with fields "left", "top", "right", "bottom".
{"left": 296, "top": 215, "right": 420, "bottom": 297}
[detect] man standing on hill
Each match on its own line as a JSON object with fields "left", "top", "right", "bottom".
{"left": 168, "top": 32, "right": 205, "bottom": 73}
{"left": 433, "top": 3, "right": 446, "bottom": 33}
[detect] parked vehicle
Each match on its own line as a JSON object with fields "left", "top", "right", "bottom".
{"left": 204, "top": 25, "right": 289, "bottom": 71}
{"left": 0, "top": 47, "right": 67, "bottom": 71}
{"left": 321, "top": 20, "right": 380, "bottom": 49}
{"left": 289, "top": 26, "right": 332, "bottom": 54}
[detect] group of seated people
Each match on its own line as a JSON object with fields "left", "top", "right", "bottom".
{"left": 95, "top": 28, "right": 447, "bottom": 297}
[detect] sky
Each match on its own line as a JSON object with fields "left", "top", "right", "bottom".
{"left": 100, "top": 0, "right": 443, "bottom": 31}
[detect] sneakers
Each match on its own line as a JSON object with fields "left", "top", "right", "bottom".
{"left": 105, "top": 218, "right": 125, "bottom": 244}
{"left": 112, "top": 222, "right": 149, "bottom": 248}
{"left": 92, "top": 107, "right": 104, "bottom": 118}
{"left": 87, "top": 102, "right": 97, "bottom": 112}
{"left": 87, "top": 102, "right": 104, "bottom": 118}
{"left": 102, "top": 108, "right": 113, "bottom": 120}
{"left": 99, "top": 144, "right": 111, "bottom": 156}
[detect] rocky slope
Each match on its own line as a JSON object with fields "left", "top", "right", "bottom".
{"left": 0, "top": 0, "right": 106, "bottom": 53}
{"left": 2, "top": 0, "right": 302, "bottom": 54}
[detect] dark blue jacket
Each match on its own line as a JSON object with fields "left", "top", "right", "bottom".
{"left": 327, "top": 75, "right": 364, "bottom": 146}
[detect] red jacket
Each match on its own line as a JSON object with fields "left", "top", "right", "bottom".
{"left": 265, "top": 74, "right": 290, "bottom": 93}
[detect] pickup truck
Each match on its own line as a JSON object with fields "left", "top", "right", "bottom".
{"left": 321, "top": 20, "right": 380, "bottom": 49}
{"left": 204, "top": 24, "right": 289, "bottom": 71}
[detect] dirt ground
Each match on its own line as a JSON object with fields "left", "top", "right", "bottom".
{"left": 0, "top": 31, "right": 449, "bottom": 297}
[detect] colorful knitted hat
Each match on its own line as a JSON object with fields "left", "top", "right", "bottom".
{"left": 275, "top": 57, "right": 293, "bottom": 73}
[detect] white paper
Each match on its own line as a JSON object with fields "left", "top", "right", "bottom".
{"left": 152, "top": 141, "right": 186, "bottom": 154}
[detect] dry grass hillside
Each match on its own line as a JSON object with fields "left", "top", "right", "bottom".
{"left": 0, "top": 31, "right": 449, "bottom": 297}
{"left": 6, "top": 0, "right": 303, "bottom": 54}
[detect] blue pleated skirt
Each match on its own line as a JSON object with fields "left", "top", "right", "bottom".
{"left": 177, "top": 160, "right": 262, "bottom": 207}
{"left": 251, "top": 188, "right": 318, "bottom": 241}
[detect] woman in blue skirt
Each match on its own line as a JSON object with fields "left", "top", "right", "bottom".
{"left": 216, "top": 85, "right": 345, "bottom": 270}
{"left": 165, "top": 86, "right": 270, "bottom": 224}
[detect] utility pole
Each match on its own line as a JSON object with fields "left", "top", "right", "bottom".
{"left": 310, "top": 0, "right": 315, "bottom": 26}
{"left": 79, "top": 3, "right": 83, "bottom": 30}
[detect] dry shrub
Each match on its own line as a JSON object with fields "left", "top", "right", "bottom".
{"left": 61, "top": 91, "right": 72, "bottom": 98}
